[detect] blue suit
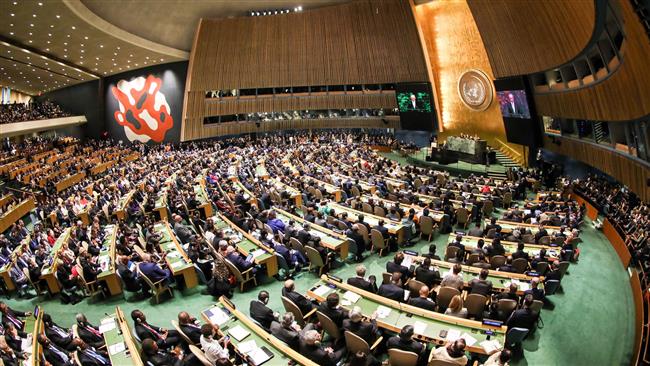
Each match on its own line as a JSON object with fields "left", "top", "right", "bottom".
{"left": 139, "top": 262, "right": 171, "bottom": 283}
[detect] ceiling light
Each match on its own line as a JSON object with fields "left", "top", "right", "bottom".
{"left": 99, "top": 45, "right": 103, "bottom": 48}
{"left": 9, "top": 32, "right": 13, "bottom": 35}
{"left": 29, "top": 32, "right": 32, "bottom": 35}
{"left": 63, "top": 42, "right": 67, "bottom": 45}
{"left": 116, "top": 46, "right": 120, "bottom": 50}
{"left": 50, "top": 25, "right": 53, "bottom": 28}
{"left": 71, "top": 26, "right": 76, "bottom": 30}
{"left": 56, "top": 15, "right": 60, "bottom": 18}
{"left": 32, "top": 14, "right": 37, "bottom": 17}
{"left": 10, "top": 13, "right": 15, "bottom": 17}
{"left": 38, "top": 2, "right": 43, "bottom": 5}
{"left": 28, "top": 40, "right": 32, "bottom": 43}
{"left": 46, "top": 41, "right": 50, "bottom": 44}
{"left": 84, "top": 36, "right": 89, "bottom": 40}
{"left": 67, "top": 34, "right": 70, "bottom": 38}
{"left": 29, "top": 23, "right": 34, "bottom": 27}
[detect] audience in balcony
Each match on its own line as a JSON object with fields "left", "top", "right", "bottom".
{"left": 0, "top": 101, "right": 70, "bottom": 124}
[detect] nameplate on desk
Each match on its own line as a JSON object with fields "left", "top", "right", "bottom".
{"left": 455, "top": 231, "right": 466, "bottom": 236}
{"left": 482, "top": 319, "right": 503, "bottom": 327}
{"left": 326, "top": 274, "right": 342, "bottom": 282}
{"left": 526, "top": 271, "right": 540, "bottom": 277}
{"left": 403, "top": 250, "right": 418, "bottom": 256}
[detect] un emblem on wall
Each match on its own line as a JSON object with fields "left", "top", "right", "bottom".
{"left": 457, "top": 69, "right": 493, "bottom": 111}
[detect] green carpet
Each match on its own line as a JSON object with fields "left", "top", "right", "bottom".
{"left": 3, "top": 162, "right": 634, "bottom": 366}
{"left": 393, "top": 149, "right": 508, "bottom": 175}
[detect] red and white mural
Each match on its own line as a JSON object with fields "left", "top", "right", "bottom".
{"left": 111, "top": 75, "right": 174, "bottom": 143}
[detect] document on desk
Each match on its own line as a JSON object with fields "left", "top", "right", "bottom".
{"left": 99, "top": 320, "right": 117, "bottom": 334}
{"left": 209, "top": 308, "right": 231, "bottom": 326}
{"left": 252, "top": 249, "right": 266, "bottom": 258}
{"left": 413, "top": 321, "right": 427, "bottom": 335}
{"left": 480, "top": 339, "right": 502, "bottom": 354}
{"left": 460, "top": 333, "right": 478, "bottom": 347}
{"left": 403, "top": 290, "right": 410, "bottom": 302}
{"left": 446, "top": 329, "right": 461, "bottom": 342}
{"left": 248, "top": 346, "right": 273, "bottom": 365}
{"left": 109, "top": 342, "right": 126, "bottom": 355}
{"left": 313, "top": 285, "right": 331, "bottom": 297}
{"left": 402, "top": 255, "right": 413, "bottom": 268}
{"left": 171, "top": 261, "right": 184, "bottom": 269}
{"left": 228, "top": 325, "right": 250, "bottom": 341}
{"left": 343, "top": 290, "right": 361, "bottom": 304}
{"left": 376, "top": 305, "right": 392, "bottom": 319}
{"left": 238, "top": 339, "right": 257, "bottom": 354}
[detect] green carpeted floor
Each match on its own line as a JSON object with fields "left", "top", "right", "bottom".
{"left": 4, "top": 155, "right": 634, "bottom": 366}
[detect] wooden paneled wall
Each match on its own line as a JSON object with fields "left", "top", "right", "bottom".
{"left": 534, "top": 0, "right": 650, "bottom": 121}
{"left": 182, "top": 0, "right": 429, "bottom": 141}
{"left": 544, "top": 135, "right": 650, "bottom": 201}
{"left": 198, "top": 117, "right": 400, "bottom": 140}
{"left": 467, "top": 0, "right": 595, "bottom": 78}
{"left": 414, "top": 1, "right": 524, "bottom": 159}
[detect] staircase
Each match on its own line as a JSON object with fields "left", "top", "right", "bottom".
{"left": 593, "top": 121, "right": 607, "bottom": 143}
{"left": 489, "top": 150, "right": 522, "bottom": 180}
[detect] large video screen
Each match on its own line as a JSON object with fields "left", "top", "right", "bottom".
{"left": 497, "top": 90, "right": 531, "bottom": 119}
{"left": 395, "top": 82, "right": 436, "bottom": 131}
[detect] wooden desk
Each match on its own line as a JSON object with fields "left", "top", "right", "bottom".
{"left": 0, "top": 239, "right": 28, "bottom": 291}
{"left": 211, "top": 213, "right": 278, "bottom": 277}
{"left": 272, "top": 207, "right": 349, "bottom": 260}
{"left": 115, "top": 190, "right": 135, "bottom": 221}
{"left": 255, "top": 164, "right": 269, "bottom": 180}
{"left": 331, "top": 173, "right": 377, "bottom": 194}
{"left": 97, "top": 224, "right": 122, "bottom": 296}
{"left": 308, "top": 276, "right": 507, "bottom": 355}
{"left": 193, "top": 182, "right": 213, "bottom": 218}
{"left": 102, "top": 307, "right": 144, "bottom": 366}
{"left": 301, "top": 175, "right": 343, "bottom": 202}
{"left": 414, "top": 192, "right": 474, "bottom": 211}
{"left": 485, "top": 219, "right": 562, "bottom": 236}
{"left": 24, "top": 306, "right": 44, "bottom": 366}
{"left": 268, "top": 178, "right": 302, "bottom": 208}
{"left": 154, "top": 188, "right": 169, "bottom": 221}
{"left": 447, "top": 234, "right": 560, "bottom": 261}
{"left": 0, "top": 197, "right": 35, "bottom": 233}
{"left": 201, "top": 297, "right": 318, "bottom": 366}
{"left": 40, "top": 228, "right": 72, "bottom": 294}
{"left": 55, "top": 172, "right": 86, "bottom": 192}
{"left": 403, "top": 253, "right": 543, "bottom": 295}
{"left": 355, "top": 194, "right": 445, "bottom": 222}
{"left": 154, "top": 221, "right": 198, "bottom": 289}
{"left": 326, "top": 202, "right": 406, "bottom": 244}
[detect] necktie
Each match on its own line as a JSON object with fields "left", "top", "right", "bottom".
{"left": 53, "top": 325, "right": 68, "bottom": 338}
{"left": 142, "top": 323, "right": 162, "bottom": 340}
{"left": 85, "top": 325, "right": 102, "bottom": 338}
{"left": 85, "top": 349, "right": 109, "bottom": 365}
{"left": 50, "top": 345, "right": 69, "bottom": 363}
{"left": 6, "top": 314, "right": 22, "bottom": 329}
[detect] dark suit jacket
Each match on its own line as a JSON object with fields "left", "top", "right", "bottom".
{"left": 282, "top": 288, "right": 313, "bottom": 315}
{"left": 317, "top": 303, "right": 348, "bottom": 328}
{"left": 409, "top": 296, "right": 437, "bottom": 311}
{"left": 374, "top": 225, "right": 390, "bottom": 239}
{"left": 299, "top": 341, "right": 337, "bottom": 366}
{"left": 386, "top": 336, "right": 424, "bottom": 355}
{"left": 347, "top": 276, "right": 377, "bottom": 293}
{"left": 117, "top": 264, "right": 141, "bottom": 292}
{"left": 378, "top": 283, "right": 405, "bottom": 302}
{"left": 270, "top": 322, "right": 300, "bottom": 349}
{"left": 135, "top": 322, "right": 165, "bottom": 346}
{"left": 78, "top": 348, "right": 110, "bottom": 366}
{"left": 468, "top": 278, "right": 493, "bottom": 296}
{"left": 342, "top": 319, "right": 379, "bottom": 344}
{"left": 386, "top": 261, "right": 412, "bottom": 280}
{"left": 45, "top": 324, "right": 74, "bottom": 350}
{"left": 144, "top": 350, "right": 183, "bottom": 366}
{"left": 226, "top": 252, "right": 253, "bottom": 272}
{"left": 42, "top": 343, "right": 73, "bottom": 366}
{"left": 77, "top": 323, "right": 104, "bottom": 349}
{"left": 507, "top": 309, "right": 538, "bottom": 330}
{"left": 415, "top": 266, "right": 439, "bottom": 287}
{"left": 250, "top": 300, "right": 276, "bottom": 330}
{"left": 2, "top": 308, "right": 26, "bottom": 330}
{"left": 138, "top": 262, "right": 169, "bottom": 283}
{"left": 179, "top": 323, "right": 202, "bottom": 344}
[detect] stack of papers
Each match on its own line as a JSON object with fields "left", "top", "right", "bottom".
{"left": 238, "top": 340, "right": 257, "bottom": 353}
{"left": 376, "top": 306, "right": 392, "bottom": 319}
{"left": 313, "top": 285, "right": 331, "bottom": 297}
{"left": 109, "top": 342, "right": 126, "bottom": 355}
{"left": 402, "top": 255, "right": 413, "bottom": 268}
{"left": 248, "top": 347, "right": 272, "bottom": 365}
{"left": 460, "top": 333, "right": 478, "bottom": 346}
{"left": 208, "top": 308, "right": 231, "bottom": 326}
{"left": 229, "top": 325, "right": 251, "bottom": 341}
{"left": 252, "top": 249, "right": 266, "bottom": 258}
{"left": 171, "top": 261, "right": 184, "bottom": 269}
{"left": 343, "top": 291, "right": 361, "bottom": 304}
{"left": 413, "top": 321, "right": 427, "bottom": 335}
{"left": 99, "top": 320, "right": 117, "bottom": 334}
{"left": 446, "top": 329, "right": 461, "bottom": 342}
{"left": 480, "top": 339, "right": 502, "bottom": 354}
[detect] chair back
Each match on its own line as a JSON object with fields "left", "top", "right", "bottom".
{"left": 498, "top": 298, "right": 518, "bottom": 319}
{"left": 356, "top": 224, "right": 370, "bottom": 244}
{"left": 305, "top": 246, "right": 326, "bottom": 275}
{"left": 437, "top": 286, "right": 460, "bottom": 310}
{"left": 374, "top": 206, "right": 386, "bottom": 217}
{"left": 444, "top": 246, "right": 459, "bottom": 261}
{"left": 505, "top": 327, "right": 529, "bottom": 347}
{"left": 344, "top": 331, "right": 370, "bottom": 355}
{"left": 72, "top": 351, "right": 82, "bottom": 366}
{"left": 558, "top": 261, "right": 570, "bottom": 279}
{"left": 465, "top": 293, "right": 487, "bottom": 318}
{"left": 419, "top": 216, "right": 434, "bottom": 235}
{"left": 512, "top": 258, "right": 529, "bottom": 273}
{"left": 544, "top": 279, "right": 560, "bottom": 295}
{"left": 456, "top": 208, "right": 469, "bottom": 224}
{"left": 486, "top": 228, "right": 497, "bottom": 239}
{"left": 482, "top": 200, "right": 494, "bottom": 216}
{"left": 430, "top": 360, "right": 464, "bottom": 366}
{"left": 535, "top": 261, "right": 549, "bottom": 275}
{"left": 337, "top": 220, "right": 349, "bottom": 231}
{"left": 137, "top": 264, "right": 157, "bottom": 290}
{"left": 362, "top": 202, "right": 373, "bottom": 214}
{"left": 171, "top": 319, "right": 195, "bottom": 345}
{"left": 530, "top": 300, "right": 544, "bottom": 314}
{"left": 370, "top": 229, "right": 387, "bottom": 253}
{"left": 274, "top": 252, "right": 290, "bottom": 270}
{"left": 223, "top": 258, "right": 244, "bottom": 283}
{"left": 189, "top": 344, "right": 213, "bottom": 366}
{"left": 193, "top": 264, "right": 207, "bottom": 284}
{"left": 414, "top": 178, "right": 423, "bottom": 189}
{"left": 382, "top": 272, "right": 392, "bottom": 285}
{"left": 351, "top": 186, "right": 361, "bottom": 197}
{"left": 289, "top": 237, "right": 306, "bottom": 256}
{"left": 490, "top": 255, "right": 507, "bottom": 269}
{"left": 263, "top": 223, "right": 274, "bottom": 235}
{"left": 388, "top": 349, "right": 418, "bottom": 366}
{"left": 282, "top": 296, "right": 308, "bottom": 326}
{"left": 522, "top": 234, "right": 535, "bottom": 244}
{"left": 316, "top": 311, "right": 341, "bottom": 340}
{"left": 538, "top": 236, "right": 552, "bottom": 245}
{"left": 502, "top": 192, "right": 512, "bottom": 207}
{"left": 407, "top": 279, "right": 426, "bottom": 295}
{"left": 466, "top": 253, "right": 480, "bottom": 265}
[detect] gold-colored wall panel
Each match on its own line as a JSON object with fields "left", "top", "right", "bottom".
{"left": 468, "top": 0, "right": 595, "bottom": 78}
{"left": 414, "top": 1, "right": 525, "bottom": 161}
{"left": 534, "top": 1, "right": 650, "bottom": 121}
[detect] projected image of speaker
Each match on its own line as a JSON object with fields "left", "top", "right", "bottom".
{"left": 494, "top": 77, "right": 540, "bottom": 147}
{"left": 395, "top": 82, "right": 437, "bottom": 131}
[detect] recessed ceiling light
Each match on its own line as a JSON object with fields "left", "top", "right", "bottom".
{"left": 38, "top": 2, "right": 43, "bottom": 5}
{"left": 116, "top": 46, "right": 120, "bottom": 50}
{"left": 79, "top": 62, "right": 83, "bottom": 65}
{"left": 48, "top": 33, "right": 52, "bottom": 37}
{"left": 10, "top": 14, "right": 15, "bottom": 17}
{"left": 63, "top": 42, "right": 67, "bottom": 45}
{"left": 67, "top": 34, "right": 70, "bottom": 38}
{"left": 28, "top": 40, "right": 32, "bottom": 43}
{"left": 46, "top": 41, "right": 50, "bottom": 44}
{"left": 32, "top": 14, "right": 37, "bottom": 17}
{"left": 64, "top": 55, "right": 67, "bottom": 58}
{"left": 80, "top": 50, "right": 84, "bottom": 53}
{"left": 45, "top": 48, "right": 49, "bottom": 51}
{"left": 56, "top": 15, "right": 60, "bottom": 18}
{"left": 99, "top": 45, "right": 103, "bottom": 48}
{"left": 9, "top": 32, "right": 13, "bottom": 35}
{"left": 50, "top": 24, "right": 53, "bottom": 28}
{"left": 71, "top": 26, "right": 76, "bottom": 30}
{"left": 29, "top": 23, "right": 34, "bottom": 27}
{"left": 29, "top": 32, "right": 32, "bottom": 35}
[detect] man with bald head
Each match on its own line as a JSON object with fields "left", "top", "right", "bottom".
{"left": 282, "top": 279, "right": 314, "bottom": 315}
{"left": 408, "top": 286, "right": 437, "bottom": 311}
{"left": 177, "top": 311, "right": 202, "bottom": 345}
{"left": 342, "top": 307, "right": 380, "bottom": 344}
{"left": 138, "top": 253, "right": 171, "bottom": 284}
